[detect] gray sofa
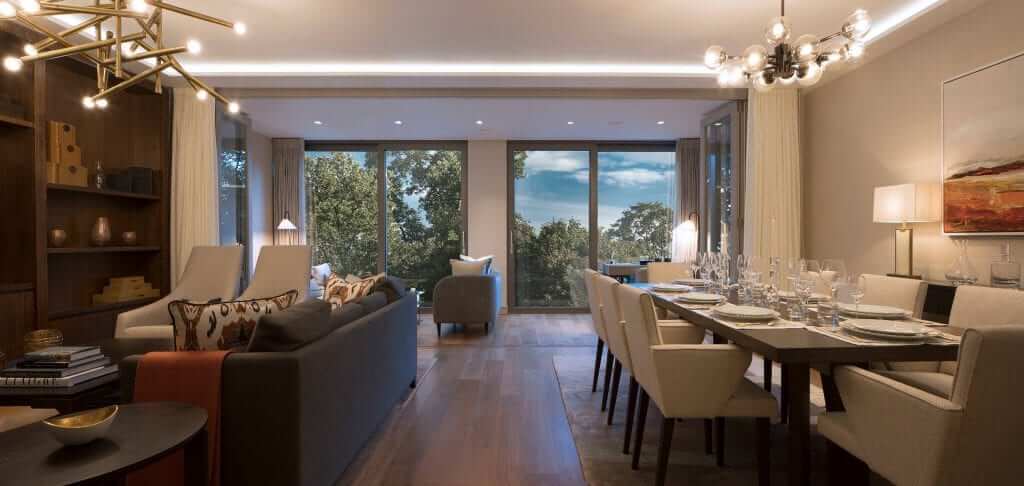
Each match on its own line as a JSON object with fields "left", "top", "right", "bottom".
{"left": 432, "top": 272, "right": 501, "bottom": 335}
{"left": 120, "top": 292, "right": 418, "bottom": 486}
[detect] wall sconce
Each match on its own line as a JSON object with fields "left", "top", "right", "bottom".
{"left": 276, "top": 211, "right": 298, "bottom": 245}
{"left": 672, "top": 212, "right": 700, "bottom": 263}
{"left": 872, "top": 183, "right": 938, "bottom": 278}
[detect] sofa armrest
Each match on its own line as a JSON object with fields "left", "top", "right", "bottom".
{"left": 432, "top": 273, "right": 500, "bottom": 324}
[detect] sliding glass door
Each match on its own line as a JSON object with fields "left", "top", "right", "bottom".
{"left": 701, "top": 102, "right": 745, "bottom": 255}
{"left": 305, "top": 143, "right": 466, "bottom": 306}
{"left": 216, "top": 107, "right": 250, "bottom": 287}
{"left": 508, "top": 143, "right": 677, "bottom": 310}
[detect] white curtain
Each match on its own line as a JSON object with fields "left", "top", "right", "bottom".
{"left": 170, "top": 87, "right": 219, "bottom": 288}
{"left": 743, "top": 88, "right": 801, "bottom": 260}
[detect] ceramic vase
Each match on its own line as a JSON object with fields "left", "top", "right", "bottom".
{"left": 121, "top": 231, "right": 137, "bottom": 245}
{"left": 48, "top": 228, "right": 67, "bottom": 248}
{"left": 91, "top": 217, "right": 111, "bottom": 246}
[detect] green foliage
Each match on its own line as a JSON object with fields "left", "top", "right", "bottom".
{"left": 599, "top": 201, "right": 672, "bottom": 262}
{"left": 305, "top": 152, "right": 379, "bottom": 276}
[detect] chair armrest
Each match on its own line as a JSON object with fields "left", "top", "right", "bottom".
{"left": 656, "top": 321, "right": 706, "bottom": 345}
{"left": 115, "top": 296, "right": 176, "bottom": 338}
{"left": 649, "top": 344, "right": 751, "bottom": 417}
{"left": 834, "top": 366, "right": 962, "bottom": 486}
{"left": 432, "top": 274, "right": 499, "bottom": 324}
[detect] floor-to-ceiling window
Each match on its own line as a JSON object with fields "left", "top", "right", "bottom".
{"left": 701, "top": 102, "right": 744, "bottom": 255}
{"left": 216, "top": 108, "right": 250, "bottom": 287}
{"left": 508, "top": 143, "right": 677, "bottom": 310}
{"left": 305, "top": 142, "right": 466, "bottom": 306}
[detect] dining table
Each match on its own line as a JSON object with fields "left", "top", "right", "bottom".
{"left": 634, "top": 283, "right": 963, "bottom": 486}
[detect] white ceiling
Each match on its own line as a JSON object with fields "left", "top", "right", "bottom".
{"left": 144, "top": 0, "right": 988, "bottom": 87}
{"left": 242, "top": 97, "right": 725, "bottom": 140}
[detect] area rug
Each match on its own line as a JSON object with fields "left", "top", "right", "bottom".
{"left": 552, "top": 353, "right": 839, "bottom": 486}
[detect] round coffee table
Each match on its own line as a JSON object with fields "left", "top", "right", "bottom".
{"left": 0, "top": 402, "right": 208, "bottom": 486}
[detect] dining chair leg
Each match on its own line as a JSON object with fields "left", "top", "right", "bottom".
{"left": 436, "top": 323, "right": 442, "bottom": 337}
{"left": 655, "top": 418, "right": 676, "bottom": 486}
{"left": 622, "top": 377, "right": 639, "bottom": 454}
{"left": 715, "top": 417, "right": 725, "bottom": 467}
{"left": 631, "top": 389, "right": 650, "bottom": 470}
{"left": 607, "top": 360, "right": 623, "bottom": 425}
{"left": 591, "top": 338, "right": 605, "bottom": 393}
{"left": 779, "top": 364, "right": 789, "bottom": 424}
{"left": 703, "top": 419, "right": 713, "bottom": 455}
{"left": 601, "top": 348, "right": 614, "bottom": 411}
{"left": 756, "top": 417, "right": 771, "bottom": 486}
{"left": 763, "top": 359, "right": 773, "bottom": 392}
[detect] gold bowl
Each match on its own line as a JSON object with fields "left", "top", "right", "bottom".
{"left": 43, "top": 405, "right": 119, "bottom": 446}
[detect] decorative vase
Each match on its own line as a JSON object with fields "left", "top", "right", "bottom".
{"left": 121, "top": 231, "right": 137, "bottom": 245}
{"left": 990, "top": 242, "right": 1021, "bottom": 288}
{"left": 48, "top": 228, "right": 67, "bottom": 248}
{"left": 91, "top": 217, "right": 112, "bottom": 246}
{"left": 945, "top": 239, "right": 978, "bottom": 286}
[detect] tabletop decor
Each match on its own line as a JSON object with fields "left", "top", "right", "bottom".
{"left": 48, "top": 228, "right": 67, "bottom": 248}
{"left": 1, "top": 0, "right": 246, "bottom": 113}
{"left": 43, "top": 404, "right": 118, "bottom": 446}
{"left": 942, "top": 51, "right": 1024, "bottom": 234}
{"left": 24, "top": 329, "right": 62, "bottom": 353}
{"left": 704, "top": 0, "right": 871, "bottom": 90}
{"left": 90, "top": 216, "right": 111, "bottom": 246}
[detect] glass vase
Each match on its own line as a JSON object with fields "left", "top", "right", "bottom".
{"left": 945, "top": 239, "right": 978, "bottom": 286}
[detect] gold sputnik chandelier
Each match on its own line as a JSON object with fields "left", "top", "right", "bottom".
{"left": 1, "top": 0, "right": 245, "bottom": 112}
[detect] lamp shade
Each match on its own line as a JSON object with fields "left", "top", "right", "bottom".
{"left": 277, "top": 218, "right": 297, "bottom": 231}
{"left": 671, "top": 220, "right": 699, "bottom": 263}
{"left": 872, "top": 183, "right": 939, "bottom": 224}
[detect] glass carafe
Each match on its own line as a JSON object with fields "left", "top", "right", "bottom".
{"left": 990, "top": 242, "right": 1021, "bottom": 289}
{"left": 945, "top": 239, "right": 978, "bottom": 286}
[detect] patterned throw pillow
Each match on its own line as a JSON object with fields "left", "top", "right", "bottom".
{"left": 324, "top": 273, "right": 384, "bottom": 308}
{"left": 169, "top": 290, "right": 299, "bottom": 351}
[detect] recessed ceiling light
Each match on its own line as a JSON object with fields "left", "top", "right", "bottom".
{"left": 567, "top": 121, "right": 575, "bottom": 125}
{"left": 394, "top": 120, "right": 403, "bottom": 126}
{"left": 313, "top": 120, "right": 323, "bottom": 126}
{"left": 475, "top": 120, "right": 484, "bottom": 125}
{"left": 657, "top": 120, "right": 666, "bottom": 125}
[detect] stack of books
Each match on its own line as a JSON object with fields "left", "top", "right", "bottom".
{"left": 0, "top": 346, "right": 117, "bottom": 388}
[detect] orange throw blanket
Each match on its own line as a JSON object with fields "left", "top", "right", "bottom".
{"left": 127, "top": 351, "right": 231, "bottom": 486}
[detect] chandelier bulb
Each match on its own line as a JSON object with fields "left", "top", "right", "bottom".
{"left": 82, "top": 96, "right": 96, "bottom": 109}
{"left": 186, "top": 40, "right": 202, "bottom": 55}
{"left": 843, "top": 9, "right": 872, "bottom": 40}
{"left": 129, "top": 0, "right": 149, "bottom": 13}
{"left": 3, "top": 56, "right": 23, "bottom": 72}
{"left": 765, "top": 16, "right": 791, "bottom": 45}
{"left": 228, "top": 101, "right": 240, "bottom": 114}
{"left": 195, "top": 88, "right": 209, "bottom": 101}
{"left": 797, "top": 62, "right": 824, "bottom": 87}
{"left": 22, "top": 44, "right": 37, "bottom": 57}
{"left": 742, "top": 45, "right": 768, "bottom": 73}
{"left": 233, "top": 22, "right": 247, "bottom": 35}
{"left": 96, "top": 98, "right": 109, "bottom": 109}
{"left": 18, "top": 0, "right": 40, "bottom": 14}
{"left": 0, "top": 2, "right": 16, "bottom": 18}
{"left": 752, "top": 72, "right": 775, "bottom": 93}
{"left": 704, "top": 45, "right": 726, "bottom": 70}
{"left": 794, "top": 34, "right": 818, "bottom": 62}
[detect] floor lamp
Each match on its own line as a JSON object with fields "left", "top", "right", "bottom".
{"left": 277, "top": 212, "right": 298, "bottom": 246}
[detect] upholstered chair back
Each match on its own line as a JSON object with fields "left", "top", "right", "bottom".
{"left": 596, "top": 275, "right": 633, "bottom": 372}
{"left": 947, "top": 327, "right": 1024, "bottom": 485}
{"left": 582, "top": 269, "right": 606, "bottom": 340}
{"left": 861, "top": 274, "right": 927, "bottom": 317}
{"left": 240, "top": 245, "right": 312, "bottom": 301}
{"left": 935, "top": 286, "right": 1024, "bottom": 375}
{"left": 618, "top": 284, "right": 665, "bottom": 403}
{"left": 178, "top": 245, "right": 245, "bottom": 300}
{"left": 645, "top": 262, "right": 689, "bottom": 283}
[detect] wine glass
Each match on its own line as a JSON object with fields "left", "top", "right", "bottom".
{"left": 820, "top": 259, "right": 847, "bottom": 328}
{"left": 848, "top": 274, "right": 867, "bottom": 314}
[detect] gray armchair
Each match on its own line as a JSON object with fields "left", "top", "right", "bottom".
{"left": 432, "top": 272, "right": 501, "bottom": 336}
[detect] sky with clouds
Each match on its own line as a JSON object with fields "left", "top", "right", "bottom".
{"left": 515, "top": 150, "right": 676, "bottom": 229}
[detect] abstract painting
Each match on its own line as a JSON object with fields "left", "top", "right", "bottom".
{"left": 942, "top": 51, "right": 1024, "bottom": 234}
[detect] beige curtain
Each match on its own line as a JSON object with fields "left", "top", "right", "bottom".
{"left": 743, "top": 88, "right": 801, "bottom": 259}
{"left": 272, "top": 138, "right": 306, "bottom": 245}
{"left": 676, "top": 138, "right": 701, "bottom": 226}
{"left": 170, "top": 88, "right": 219, "bottom": 289}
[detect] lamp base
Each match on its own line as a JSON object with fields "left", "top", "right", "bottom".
{"left": 894, "top": 227, "right": 914, "bottom": 277}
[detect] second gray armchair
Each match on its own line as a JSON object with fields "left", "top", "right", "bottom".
{"left": 432, "top": 272, "right": 501, "bottom": 336}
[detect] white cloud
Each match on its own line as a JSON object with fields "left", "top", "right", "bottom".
{"left": 571, "top": 170, "right": 589, "bottom": 184}
{"left": 523, "top": 151, "right": 588, "bottom": 174}
{"left": 600, "top": 168, "right": 670, "bottom": 187}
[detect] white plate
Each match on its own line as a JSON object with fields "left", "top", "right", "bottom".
{"left": 837, "top": 303, "right": 910, "bottom": 319}
{"left": 676, "top": 292, "right": 724, "bottom": 304}
{"left": 712, "top": 305, "right": 777, "bottom": 321}
{"left": 778, "top": 290, "right": 828, "bottom": 302}
{"left": 673, "top": 278, "right": 707, "bottom": 286}
{"left": 651, "top": 283, "right": 693, "bottom": 293}
{"left": 843, "top": 319, "right": 931, "bottom": 336}
{"left": 839, "top": 322, "right": 932, "bottom": 342}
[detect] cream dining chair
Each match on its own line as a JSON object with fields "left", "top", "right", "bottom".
{"left": 819, "top": 326, "right": 1024, "bottom": 486}
{"left": 645, "top": 262, "right": 690, "bottom": 284}
{"left": 115, "top": 245, "right": 244, "bottom": 339}
{"left": 593, "top": 274, "right": 705, "bottom": 455}
{"left": 859, "top": 274, "right": 927, "bottom": 317}
{"left": 617, "top": 284, "right": 777, "bottom": 486}
{"left": 583, "top": 269, "right": 611, "bottom": 399}
{"left": 876, "top": 285, "right": 1024, "bottom": 397}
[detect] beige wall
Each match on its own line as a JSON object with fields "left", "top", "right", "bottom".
{"left": 467, "top": 140, "right": 509, "bottom": 310}
{"left": 247, "top": 130, "right": 274, "bottom": 275}
{"left": 802, "top": 0, "right": 1024, "bottom": 283}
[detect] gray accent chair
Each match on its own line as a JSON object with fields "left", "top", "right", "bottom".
{"left": 432, "top": 272, "right": 501, "bottom": 336}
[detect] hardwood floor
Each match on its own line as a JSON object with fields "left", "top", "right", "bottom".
{"left": 337, "top": 313, "right": 594, "bottom": 486}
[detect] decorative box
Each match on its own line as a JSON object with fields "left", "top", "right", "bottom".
{"left": 57, "top": 163, "right": 88, "bottom": 187}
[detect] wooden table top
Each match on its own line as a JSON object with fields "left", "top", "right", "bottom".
{"left": 0, "top": 402, "right": 206, "bottom": 486}
{"left": 638, "top": 284, "right": 962, "bottom": 364}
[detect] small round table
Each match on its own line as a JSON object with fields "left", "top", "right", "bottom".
{"left": 0, "top": 402, "right": 208, "bottom": 486}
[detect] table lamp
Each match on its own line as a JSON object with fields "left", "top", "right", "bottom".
{"left": 872, "top": 183, "right": 938, "bottom": 278}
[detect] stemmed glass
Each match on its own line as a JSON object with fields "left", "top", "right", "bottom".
{"left": 820, "top": 259, "right": 847, "bottom": 328}
{"left": 848, "top": 274, "right": 867, "bottom": 314}
{"left": 791, "top": 275, "right": 815, "bottom": 322}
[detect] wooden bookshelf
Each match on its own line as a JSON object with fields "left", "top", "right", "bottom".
{"left": 0, "top": 114, "right": 34, "bottom": 129}
{"left": 48, "top": 297, "right": 161, "bottom": 320}
{"left": 47, "top": 184, "right": 161, "bottom": 201}
{"left": 47, "top": 246, "right": 161, "bottom": 255}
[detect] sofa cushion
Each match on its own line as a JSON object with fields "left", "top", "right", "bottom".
{"left": 325, "top": 273, "right": 384, "bottom": 307}
{"left": 169, "top": 290, "right": 299, "bottom": 351}
{"left": 329, "top": 303, "right": 367, "bottom": 328}
{"left": 358, "top": 292, "right": 388, "bottom": 314}
{"left": 374, "top": 276, "right": 408, "bottom": 303}
{"left": 451, "top": 259, "right": 488, "bottom": 276}
{"left": 460, "top": 254, "right": 494, "bottom": 273}
{"left": 247, "top": 299, "right": 334, "bottom": 352}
